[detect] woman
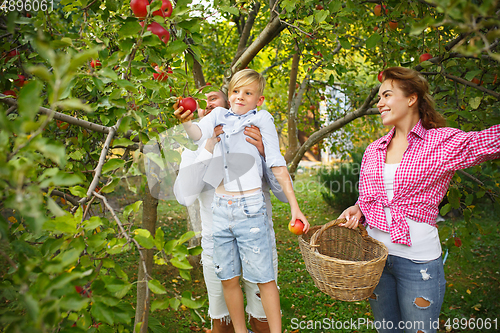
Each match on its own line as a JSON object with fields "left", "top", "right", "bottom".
{"left": 340, "top": 67, "right": 499, "bottom": 333}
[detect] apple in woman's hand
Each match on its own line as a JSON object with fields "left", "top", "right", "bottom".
{"left": 288, "top": 219, "right": 305, "bottom": 235}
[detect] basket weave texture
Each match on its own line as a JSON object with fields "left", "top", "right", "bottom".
{"left": 298, "top": 218, "right": 388, "bottom": 301}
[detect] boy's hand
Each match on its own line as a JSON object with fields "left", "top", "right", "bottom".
{"left": 173, "top": 97, "right": 194, "bottom": 123}
{"left": 244, "top": 125, "right": 265, "bottom": 158}
{"left": 290, "top": 210, "right": 310, "bottom": 234}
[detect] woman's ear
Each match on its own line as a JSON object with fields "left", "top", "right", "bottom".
{"left": 408, "top": 94, "right": 417, "bottom": 107}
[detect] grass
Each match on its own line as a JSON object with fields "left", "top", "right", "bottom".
{"left": 133, "top": 169, "right": 500, "bottom": 333}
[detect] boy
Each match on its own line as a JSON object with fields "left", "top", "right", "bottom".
{"left": 177, "top": 69, "right": 309, "bottom": 333}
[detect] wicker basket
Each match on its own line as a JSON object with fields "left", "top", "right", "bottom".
{"left": 298, "top": 218, "right": 388, "bottom": 301}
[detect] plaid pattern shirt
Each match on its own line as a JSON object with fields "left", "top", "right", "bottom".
{"left": 358, "top": 120, "right": 500, "bottom": 246}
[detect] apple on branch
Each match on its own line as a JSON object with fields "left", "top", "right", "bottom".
{"left": 419, "top": 53, "right": 432, "bottom": 63}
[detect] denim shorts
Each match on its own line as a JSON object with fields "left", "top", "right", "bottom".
{"left": 212, "top": 192, "right": 275, "bottom": 284}
{"left": 369, "top": 255, "right": 446, "bottom": 333}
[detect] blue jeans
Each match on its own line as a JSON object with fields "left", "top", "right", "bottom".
{"left": 212, "top": 192, "right": 275, "bottom": 284}
{"left": 369, "top": 255, "right": 446, "bottom": 333}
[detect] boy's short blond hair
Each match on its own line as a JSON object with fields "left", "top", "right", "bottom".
{"left": 228, "top": 69, "right": 265, "bottom": 96}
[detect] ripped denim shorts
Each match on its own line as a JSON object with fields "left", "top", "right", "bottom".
{"left": 212, "top": 192, "right": 275, "bottom": 284}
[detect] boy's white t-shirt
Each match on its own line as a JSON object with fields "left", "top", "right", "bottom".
{"left": 194, "top": 107, "right": 286, "bottom": 192}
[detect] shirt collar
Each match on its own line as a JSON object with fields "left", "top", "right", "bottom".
{"left": 224, "top": 108, "right": 257, "bottom": 118}
{"left": 377, "top": 119, "right": 427, "bottom": 150}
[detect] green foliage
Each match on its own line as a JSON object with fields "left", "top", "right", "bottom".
{"left": 319, "top": 149, "right": 364, "bottom": 210}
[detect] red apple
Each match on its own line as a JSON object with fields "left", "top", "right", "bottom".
{"left": 373, "top": 26, "right": 379, "bottom": 32}
{"left": 377, "top": 70, "right": 384, "bottom": 83}
{"left": 147, "top": 22, "right": 170, "bottom": 44}
{"left": 3, "top": 90, "right": 17, "bottom": 98}
{"left": 75, "top": 285, "right": 92, "bottom": 298}
{"left": 315, "top": 51, "right": 323, "bottom": 58}
{"left": 454, "top": 236, "right": 462, "bottom": 247}
{"left": 14, "top": 74, "right": 26, "bottom": 87}
{"left": 309, "top": 105, "right": 316, "bottom": 110}
{"left": 152, "top": 0, "right": 173, "bottom": 17}
{"left": 388, "top": 20, "right": 398, "bottom": 30}
{"left": 288, "top": 219, "right": 305, "bottom": 235}
{"left": 56, "top": 120, "right": 69, "bottom": 130}
{"left": 374, "top": 4, "right": 387, "bottom": 16}
{"left": 419, "top": 53, "right": 432, "bottom": 63}
{"left": 153, "top": 65, "right": 169, "bottom": 81}
{"left": 179, "top": 97, "right": 197, "bottom": 115}
{"left": 90, "top": 59, "right": 101, "bottom": 68}
{"left": 471, "top": 77, "right": 482, "bottom": 85}
{"left": 130, "top": 0, "right": 149, "bottom": 19}
{"left": 316, "top": 5, "right": 323, "bottom": 10}
{"left": 493, "top": 74, "right": 498, "bottom": 84}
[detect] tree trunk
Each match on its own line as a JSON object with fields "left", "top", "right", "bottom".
{"left": 284, "top": 49, "right": 300, "bottom": 163}
{"left": 134, "top": 185, "right": 158, "bottom": 333}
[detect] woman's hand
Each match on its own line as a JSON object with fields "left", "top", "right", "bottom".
{"left": 338, "top": 205, "right": 363, "bottom": 229}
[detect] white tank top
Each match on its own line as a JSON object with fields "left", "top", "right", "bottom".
{"left": 366, "top": 163, "right": 442, "bottom": 260}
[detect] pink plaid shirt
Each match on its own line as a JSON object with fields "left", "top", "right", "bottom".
{"left": 358, "top": 120, "right": 500, "bottom": 246}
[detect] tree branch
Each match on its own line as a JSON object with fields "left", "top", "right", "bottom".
{"left": 233, "top": 2, "right": 261, "bottom": 63}
{"left": 288, "top": 86, "right": 380, "bottom": 174}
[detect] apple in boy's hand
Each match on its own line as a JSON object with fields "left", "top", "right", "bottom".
{"left": 179, "top": 97, "right": 197, "bottom": 115}
{"left": 288, "top": 219, "right": 305, "bottom": 235}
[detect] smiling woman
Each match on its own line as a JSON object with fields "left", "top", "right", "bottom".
{"left": 338, "top": 67, "right": 500, "bottom": 333}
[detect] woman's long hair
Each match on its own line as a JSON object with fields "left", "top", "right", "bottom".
{"left": 382, "top": 67, "right": 446, "bottom": 129}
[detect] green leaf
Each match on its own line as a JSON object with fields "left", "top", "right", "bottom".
{"left": 166, "top": 40, "right": 188, "bottom": 55}
{"left": 91, "top": 302, "right": 114, "bottom": 325}
{"left": 155, "top": 227, "right": 165, "bottom": 252}
{"left": 123, "top": 200, "right": 143, "bottom": 220}
{"left": 151, "top": 299, "right": 170, "bottom": 311}
{"left": 69, "top": 48, "right": 98, "bottom": 72}
{"left": 181, "top": 293, "right": 205, "bottom": 309}
{"left": 169, "top": 298, "right": 180, "bottom": 310}
{"left": 99, "top": 67, "right": 119, "bottom": 81}
{"left": 339, "top": 38, "right": 351, "bottom": 49}
{"left": 179, "top": 269, "right": 191, "bottom": 281}
{"left": 464, "top": 70, "right": 482, "bottom": 81}
{"left": 170, "top": 257, "right": 193, "bottom": 270}
{"left": 102, "top": 158, "right": 125, "bottom": 174}
{"left": 134, "top": 229, "right": 155, "bottom": 249}
{"left": 18, "top": 80, "right": 43, "bottom": 122}
{"left": 100, "top": 177, "right": 120, "bottom": 193}
{"left": 27, "top": 65, "right": 52, "bottom": 81}
{"left": 177, "top": 231, "right": 196, "bottom": 245}
{"left": 219, "top": 5, "right": 239, "bottom": 15}
{"left": 366, "top": 33, "right": 382, "bottom": 49}
{"left": 440, "top": 203, "right": 451, "bottom": 216}
{"left": 188, "top": 245, "right": 202, "bottom": 256}
{"left": 55, "top": 99, "right": 92, "bottom": 112}
{"left": 315, "top": 10, "right": 329, "bottom": 24}
{"left": 118, "top": 21, "right": 143, "bottom": 37}
{"left": 148, "top": 279, "right": 167, "bottom": 294}
{"left": 448, "top": 188, "right": 461, "bottom": 208}
{"left": 69, "top": 185, "right": 86, "bottom": 197}
{"left": 469, "top": 96, "right": 482, "bottom": 109}
{"left": 116, "top": 79, "right": 138, "bottom": 93}
{"left": 113, "top": 138, "right": 136, "bottom": 147}
{"left": 83, "top": 216, "right": 103, "bottom": 231}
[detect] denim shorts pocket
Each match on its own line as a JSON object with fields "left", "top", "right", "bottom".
{"left": 241, "top": 198, "right": 265, "bottom": 217}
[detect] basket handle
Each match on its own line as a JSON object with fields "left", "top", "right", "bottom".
{"left": 309, "top": 218, "right": 368, "bottom": 247}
